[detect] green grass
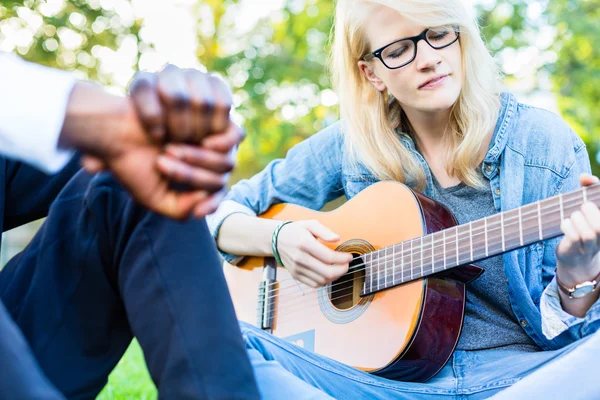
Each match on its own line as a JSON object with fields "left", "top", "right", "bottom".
{"left": 96, "top": 340, "right": 157, "bottom": 400}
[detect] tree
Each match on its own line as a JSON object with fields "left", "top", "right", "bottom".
{"left": 477, "top": 0, "right": 599, "bottom": 175}
{"left": 549, "top": 0, "right": 600, "bottom": 175}
{"left": 196, "top": 0, "right": 338, "bottom": 181}
{"left": 0, "top": 0, "right": 143, "bottom": 84}
{"left": 3, "top": 0, "right": 596, "bottom": 179}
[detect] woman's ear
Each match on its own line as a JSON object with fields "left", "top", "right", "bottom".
{"left": 358, "top": 61, "right": 387, "bottom": 92}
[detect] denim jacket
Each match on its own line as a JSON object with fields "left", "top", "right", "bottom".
{"left": 207, "top": 92, "right": 597, "bottom": 350}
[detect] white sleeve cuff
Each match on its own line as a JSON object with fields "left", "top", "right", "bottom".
{"left": 0, "top": 53, "right": 76, "bottom": 173}
{"left": 540, "top": 278, "right": 584, "bottom": 339}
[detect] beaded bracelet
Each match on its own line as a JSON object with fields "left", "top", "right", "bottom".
{"left": 271, "top": 221, "right": 293, "bottom": 267}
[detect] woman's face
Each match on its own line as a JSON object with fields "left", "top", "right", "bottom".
{"left": 358, "top": 5, "right": 463, "bottom": 116}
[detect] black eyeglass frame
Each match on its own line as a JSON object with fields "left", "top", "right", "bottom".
{"left": 362, "top": 26, "right": 460, "bottom": 70}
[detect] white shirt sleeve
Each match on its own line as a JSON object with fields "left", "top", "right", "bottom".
{"left": 0, "top": 53, "right": 75, "bottom": 173}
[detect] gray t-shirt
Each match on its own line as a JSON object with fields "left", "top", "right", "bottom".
{"left": 429, "top": 171, "right": 540, "bottom": 352}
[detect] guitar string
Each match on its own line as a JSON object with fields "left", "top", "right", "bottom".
{"left": 258, "top": 218, "right": 584, "bottom": 328}
{"left": 265, "top": 206, "right": 575, "bottom": 320}
{"left": 266, "top": 190, "right": 594, "bottom": 299}
{"left": 272, "top": 190, "right": 588, "bottom": 292}
{"left": 262, "top": 193, "right": 593, "bottom": 308}
{"left": 254, "top": 195, "right": 597, "bottom": 321}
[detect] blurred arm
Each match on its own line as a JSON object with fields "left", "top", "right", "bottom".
{"left": 2, "top": 155, "right": 82, "bottom": 231}
{"left": 0, "top": 53, "right": 75, "bottom": 172}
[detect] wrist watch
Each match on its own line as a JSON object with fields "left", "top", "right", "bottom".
{"left": 556, "top": 270, "right": 600, "bottom": 299}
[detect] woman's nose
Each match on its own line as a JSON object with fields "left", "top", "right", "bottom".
{"left": 414, "top": 40, "right": 442, "bottom": 71}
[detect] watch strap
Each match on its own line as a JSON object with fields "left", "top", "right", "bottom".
{"left": 556, "top": 269, "right": 600, "bottom": 298}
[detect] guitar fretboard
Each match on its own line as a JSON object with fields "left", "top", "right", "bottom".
{"left": 362, "top": 183, "right": 600, "bottom": 295}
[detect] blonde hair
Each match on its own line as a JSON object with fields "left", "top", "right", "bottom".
{"left": 330, "top": 0, "right": 501, "bottom": 191}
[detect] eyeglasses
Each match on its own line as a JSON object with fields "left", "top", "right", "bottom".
{"left": 362, "top": 25, "right": 460, "bottom": 70}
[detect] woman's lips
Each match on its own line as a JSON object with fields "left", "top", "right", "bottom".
{"left": 419, "top": 74, "right": 448, "bottom": 89}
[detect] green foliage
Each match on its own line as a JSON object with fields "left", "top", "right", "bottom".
{"left": 3, "top": 0, "right": 597, "bottom": 178}
{"left": 0, "top": 0, "right": 143, "bottom": 83}
{"left": 97, "top": 340, "right": 156, "bottom": 400}
{"left": 197, "top": 0, "right": 338, "bottom": 181}
{"left": 549, "top": 0, "right": 600, "bottom": 175}
{"left": 476, "top": 0, "right": 599, "bottom": 175}
{"left": 476, "top": 0, "right": 532, "bottom": 54}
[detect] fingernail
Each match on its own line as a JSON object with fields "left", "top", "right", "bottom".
{"left": 165, "top": 145, "right": 183, "bottom": 158}
{"left": 157, "top": 155, "right": 175, "bottom": 171}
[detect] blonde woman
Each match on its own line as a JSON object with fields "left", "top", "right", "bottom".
{"left": 208, "top": 0, "right": 600, "bottom": 398}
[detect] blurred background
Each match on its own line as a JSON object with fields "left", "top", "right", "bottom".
{"left": 1, "top": 0, "right": 599, "bottom": 397}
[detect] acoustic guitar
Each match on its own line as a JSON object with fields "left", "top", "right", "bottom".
{"left": 223, "top": 181, "right": 599, "bottom": 382}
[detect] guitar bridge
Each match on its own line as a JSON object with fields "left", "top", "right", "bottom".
{"left": 257, "top": 258, "right": 278, "bottom": 331}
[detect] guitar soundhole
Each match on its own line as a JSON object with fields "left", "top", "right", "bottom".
{"left": 329, "top": 253, "right": 365, "bottom": 310}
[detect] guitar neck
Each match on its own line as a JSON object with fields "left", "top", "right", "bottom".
{"left": 362, "top": 183, "right": 600, "bottom": 296}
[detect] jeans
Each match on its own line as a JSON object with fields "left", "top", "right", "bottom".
{"left": 241, "top": 320, "right": 599, "bottom": 399}
{"left": 0, "top": 170, "right": 259, "bottom": 399}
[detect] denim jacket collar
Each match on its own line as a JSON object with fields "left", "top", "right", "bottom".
{"left": 397, "top": 92, "right": 515, "bottom": 194}
{"left": 485, "top": 92, "right": 517, "bottom": 165}
{"left": 398, "top": 92, "right": 515, "bottom": 163}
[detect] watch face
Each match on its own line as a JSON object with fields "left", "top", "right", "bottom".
{"left": 573, "top": 284, "right": 595, "bottom": 298}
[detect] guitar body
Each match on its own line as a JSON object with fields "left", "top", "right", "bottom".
{"left": 224, "top": 181, "right": 483, "bottom": 382}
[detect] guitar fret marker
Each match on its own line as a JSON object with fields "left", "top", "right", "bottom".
{"left": 484, "top": 218, "right": 488, "bottom": 257}
{"left": 384, "top": 248, "right": 388, "bottom": 288}
{"left": 559, "top": 193, "right": 564, "bottom": 222}
{"left": 537, "top": 202, "right": 542, "bottom": 240}
{"left": 377, "top": 251, "right": 381, "bottom": 291}
{"left": 392, "top": 245, "right": 396, "bottom": 285}
{"left": 401, "top": 242, "right": 404, "bottom": 283}
{"left": 431, "top": 234, "right": 435, "bottom": 273}
{"left": 410, "top": 240, "right": 414, "bottom": 280}
{"left": 469, "top": 221, "right": 473, "bottom": 261}
{"left": 455, "top": 226, "right": 459, "bottom": 266}
{"left": 501, "top": 212, "right": 505, "bottom": 252}
{"left": 443, "top": 230, "right": 447, "bottom": 270}
{"left": 518, "top": 207, "right": 523, "bottom": 246}
{"left": 420, "top": 236, "right": 424, "bottom": 277}
{"left": 368, "top": 253, "right": 372, "bottom": 292}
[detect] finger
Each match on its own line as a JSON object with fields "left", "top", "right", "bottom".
{"left": 560, "top": 218, "right": 581, "bottom": 249}
{"left": 156, "top": 155, "right": 226, "bottom": 193}
{"left": 185, "top": 69, "right": 214, "bottom": 143}
{"left": 202, "top": 122, "right": 246, "bottom": 153}
{"left": 298, "top": 253, "right": 349, "bottom": 284}
{"left": 581, "top": 202, "right": 600, "bottom": 237}
{"left": 302, "top": 220, "right": 341, "bottom": 242}
{"left": 579, "top": 173, "right": 600, "bottom": 187}
{"left": 80, "top": 155, "right": 107, "bottom": 173}
{"left": 295, "top": 267, "right": 329, "bottom": 288}
{"left": 157, "top": 64, "right": 193, "bottom": 142}
{"left": 193, "top": 189, "right": 228, "bottom": 218}
{"left": 165, "top": 144, "right": 235, "bottom": 174}
{"left": 304, "top": 240, "right": 353, "bottom": 265}
{"left": 156, "top": 190, "right": 209, "bottom": 220}
{"left": 571, "top": 210, "right": 598, "bottom": 253}
{"left": 294, "top": 273, "right": 321, "bottom": 289}
{"left": 208, "top": 75, "right": 232, "bottom": 134}
{"left": 128, "top": 71, "right": 165, "bottom": 142}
